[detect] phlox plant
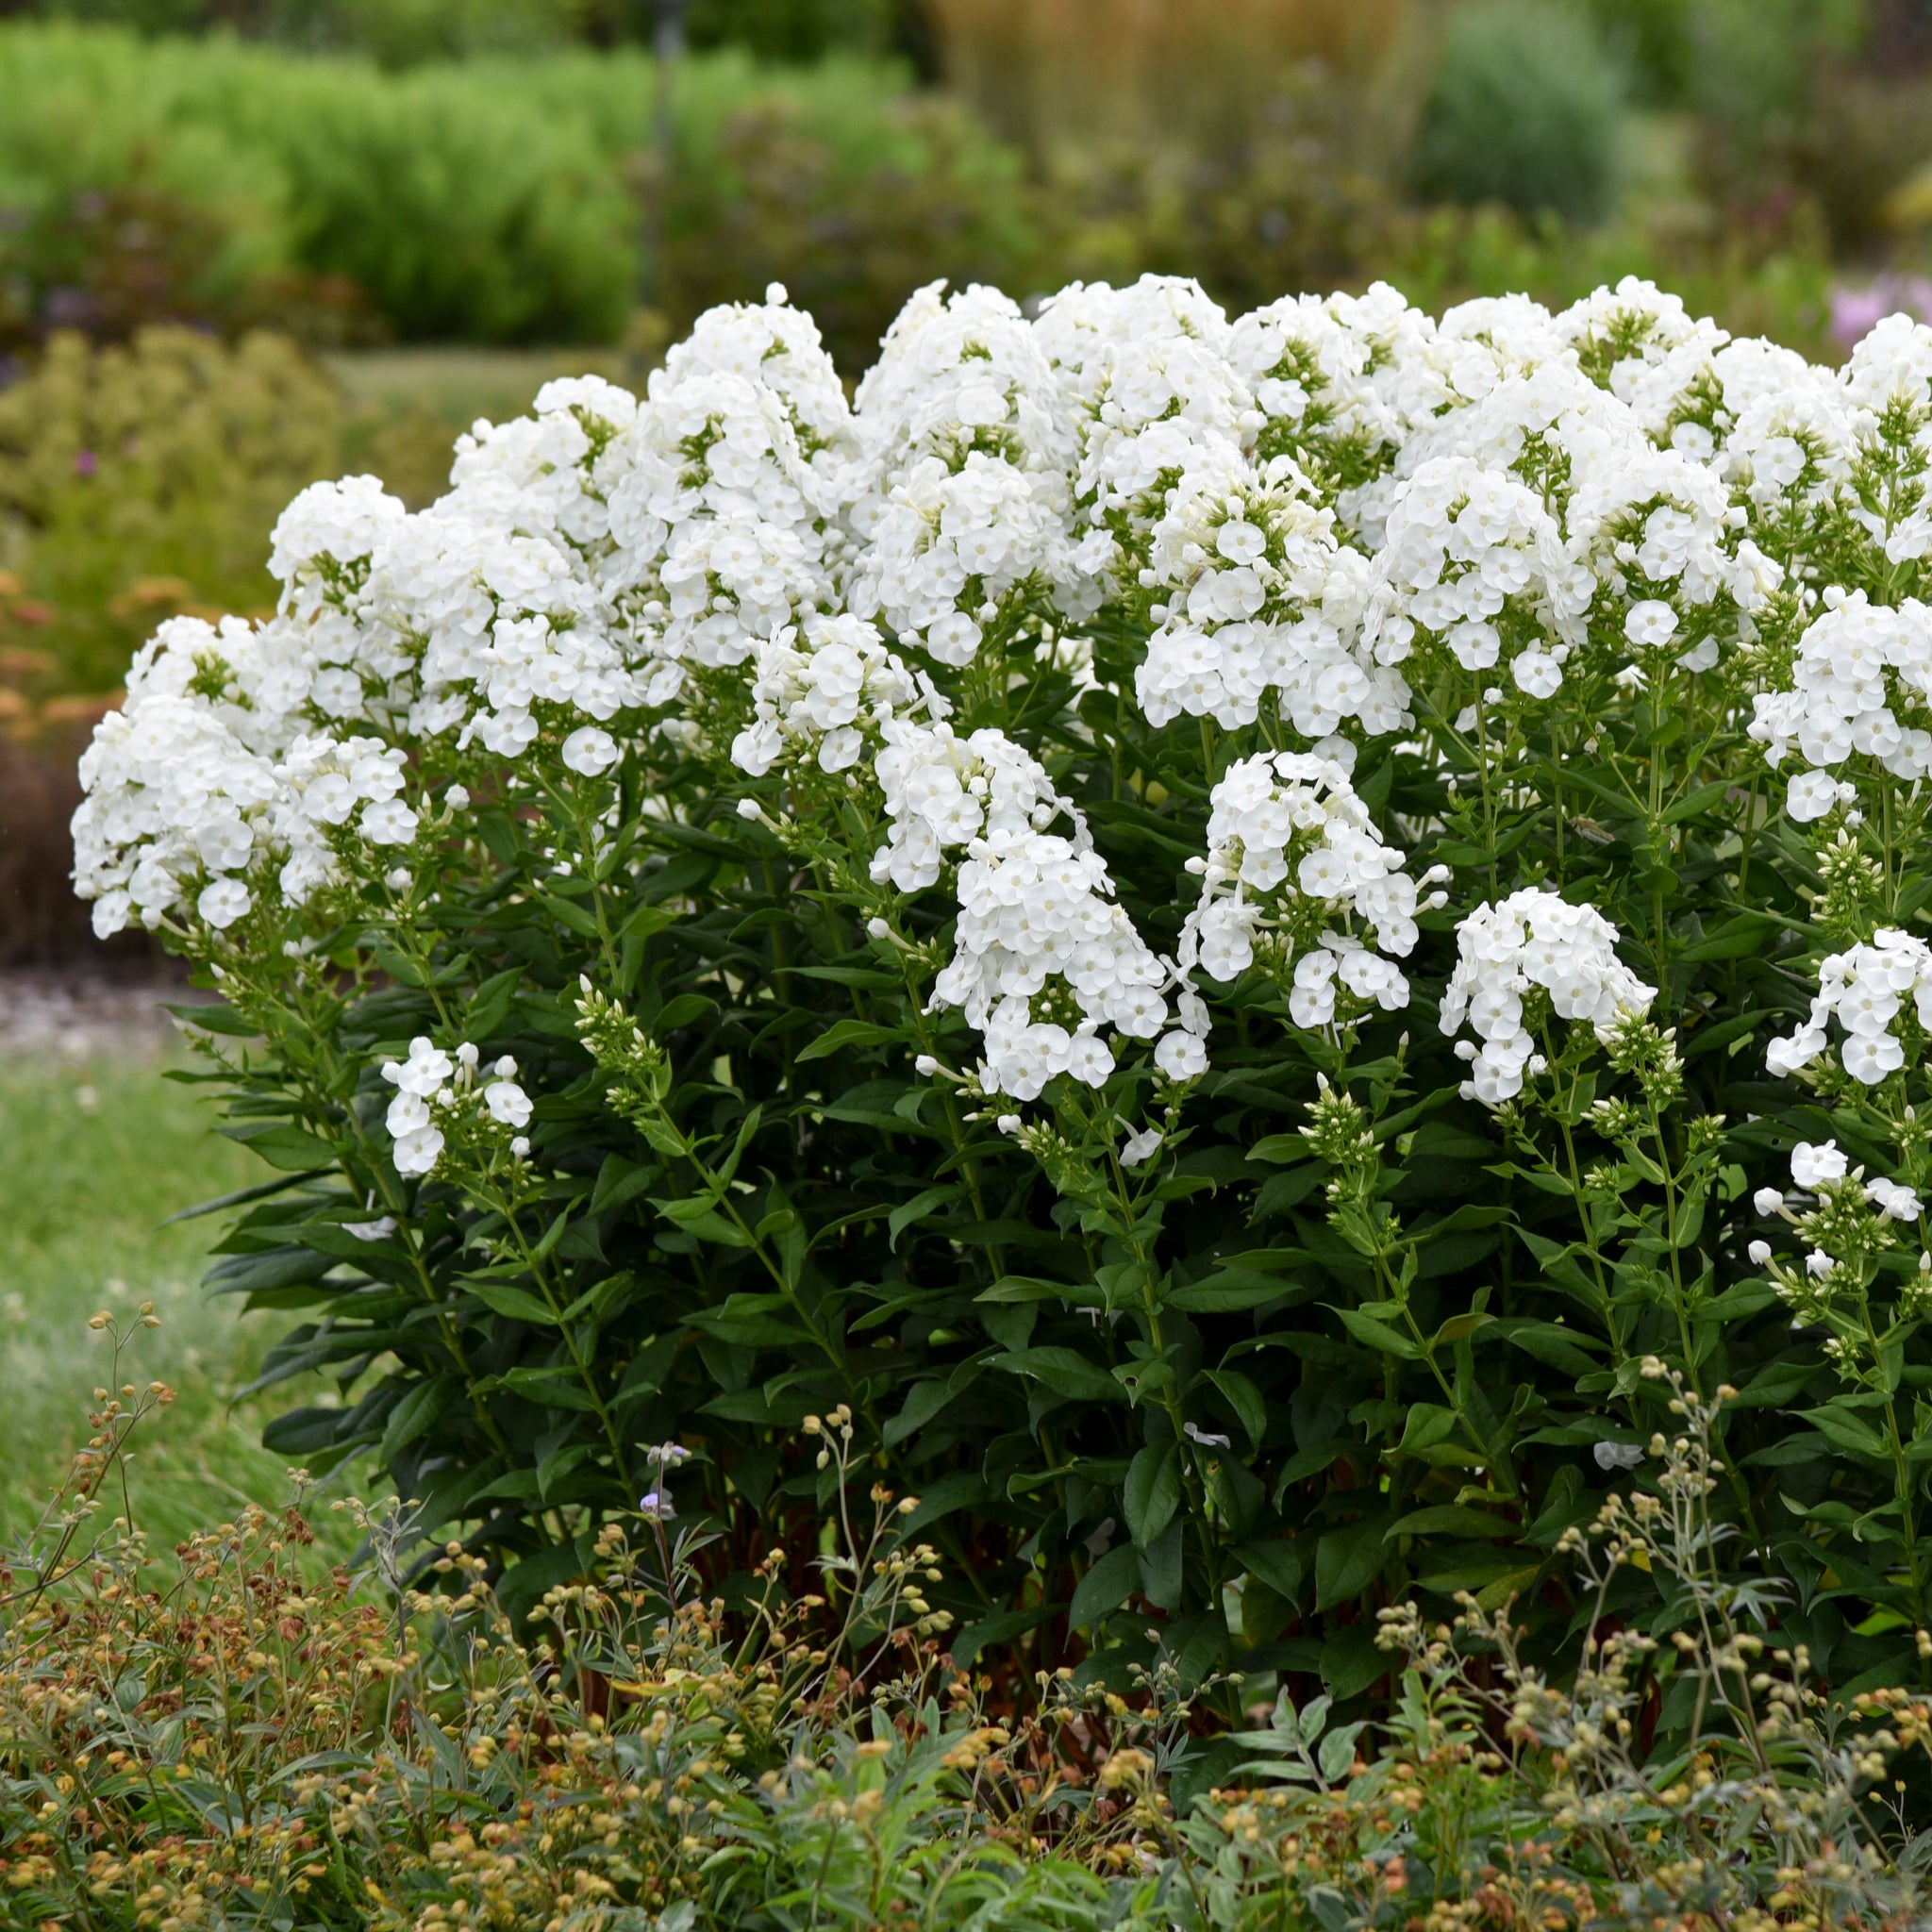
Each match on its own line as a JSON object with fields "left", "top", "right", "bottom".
{"left": 67, "top": 266, "right": 1932, "bottom": 1713}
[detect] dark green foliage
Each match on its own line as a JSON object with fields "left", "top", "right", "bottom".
{"left": 1410, "top": 2, "right": 1625, "bottom": 225}
{"left": 686, "top": 0, "right": 893, "bottom": 62}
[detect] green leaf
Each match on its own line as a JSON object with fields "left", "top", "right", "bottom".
{"left": 991, "top": 1347, "right": 1125, "bottom": 1404}
{"left": 1236, "top": 1540, "right": 1303, "bottom": 1602}
{"left": 885, "top": 1374, "right": 967, "bottom": 1448}
{"left": 1315, "top": 1516, "right": 1391, "bottom": 1610}
{"left": 1169, "top": 1268, "right": 1300, "bottom": 1313}
{"left": 1677, "top": 914, "right": 1782, "bottom": 959}
{"left": 1202, "top": 1367, "right": 1267, "bottom": 1449}
{"left": 464, "top": 1278, "right": 559, "bottom": 1326}
{"left": 1388, "top": 1505, "right": 1518, "bottom": 1541}
{"left": 218, "top": 1123, "right": 339, "bottom": 1172}
{"left": 1397, "top": 1404, "right": 1457, "bottom": 1456}
{"left": 379, "top": 1378, "right": 458, "bottom": 1462}
{"left": 889, "top": 1185, "right": 963, "bottom": 1251}
{"left": 1430, "top": 1311, "right": 1495, "bottom": 1349}
{"left": 1248, "top": 1134, "right": 1312, "bottom": 1164}
{"left": 1796, "top": 1404, "right": 1890, "bottom": 1460}
{"left": 1069, "top": 1542, "right": 1141, "bottom": 1627}
{"left": 795, "top": 1018, "right": 906, "bottom": 1062}
{"left": 1124, "top": 1441, "right": 1182, "bottom": 1547}
{"left": 1329, "top": 1305, "right": 1421, "bottom": 1359}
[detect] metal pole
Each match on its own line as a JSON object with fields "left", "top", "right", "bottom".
{"left": 641, "top": 0, "right": 687, "bottom": 313}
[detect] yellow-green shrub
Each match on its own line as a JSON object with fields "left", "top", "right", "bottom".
{"left": 0, "top": 326, "right": 341, "bottom": 695}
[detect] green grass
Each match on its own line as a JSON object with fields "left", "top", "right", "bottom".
{"left": 0, "top": 1051, "right": 362, "bottom": 1557}
{"left": 324, "top": 344, "right": 631, "bottom": 433}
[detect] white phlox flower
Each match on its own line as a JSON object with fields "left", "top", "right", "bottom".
{"left": 1361, "top": 457, "right": 1591, "bottom": 699}
{"left": 1749, "top": 590, "right": 1932, "bottom": 818}
{"left": 730, "top": 614, "right": 946, "bottom": 778}
{"left": 870, "top": 722, "right": 1179, "bottom": 1100}
{"left": 1134, "top": 450, "right": 1407, "bottom": 738}
{"left": 1766, "top": 927, "right": 1932, "bottom": 1086}
{"left": 1177, "top": 751, "right": 1435, "bottom": 1028}
{"left": 847, "top": 451, "right": 1076, "bottom": 667}
{"left": 1227, "top": 291, "right": 1396, "bottom": 497}
{"left": 854, "top": 279, "right": 1074, "bottom": 481}
{"left": 868, "top": 718, "right": 1081, "bottom": 894}
{"left": 379, "top": 1039, "right": 533, "bottom": 1177}
{"left": 1440, "top": 889, "right": 1657, "bottom": 1105}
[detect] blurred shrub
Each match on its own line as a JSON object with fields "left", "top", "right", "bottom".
{"left": 1581, "top": 0, "right": 1693, "bottom": 105}
{"left": 1792, "top": 70, "right": 1932, "bottom": 256}
{"left": 1410, "top": 2, "right": 1625, "bottom": 225}
{"left": 687, "top": 0, "right": 894, "bottom": 60}
{"left": 25, "top": 0, "right": 906, "bottom": 61}
{"left": 927, "top": 0, "right": 1412, "bottom": 160}
{"left": 1040, "top": 72, "right": 1393, "bottom": 317}
{"left": 0, "top": 327, "right": 341, "bottom": 695}
{"left": 0, "top": 25, "right": 929, "bottom": 345}
{"left": 655, "top": 93, "right": 1041, "bottom": 374}
{"left": 1381, "top": 197, "right": 1835, "bottom": 361}
{"left": 1684, "top": 0, "right": 1865, "bottom": 206}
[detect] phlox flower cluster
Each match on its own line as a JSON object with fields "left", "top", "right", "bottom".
{"left": 849, "top": 452, "right": 1074, "bottom": 665}
{"left": 1767, "top": 928, "right": 1932, "bottom": 1086}
{"left": 1749, "top": 1140, "right": 1928, "bottom": 1337}
{"left": 1134, "top": 455, "right": 1399, "bottom": 737}
{"left": 1178, "top": 750, "right": 1439, "bottom": 1028}
{"left": 1364, "top": 457, "right": 1591, "bottom": 703}
{"left": 936, "top": 829, "right": 1178, "bottom": 1101}
{"left": 854, "top": 280, "right": 1073, "bottom": 480}
{"left": 868, "top": 720, "right": 1078, "bottom": 894}
{"left": 730, "top": 615, "right": 943, "bottom": 778}
{"left": 858, "top": 713, "right": 1192, "bottom": 1099}
{"left": 381, "top": 1037, "right": 534, "bottom": 1178}
{"left": 1749, "top": 590, "right": 1932, "bottom": 819}
{"left": 72, "top": 606, "right": 426, "bottom": 938}
{"left": 1441, "top": 890, "right": 1657, "bottom": 1105}
{"left": 1227, "top": 291, "right": 1397, "bottom": 493}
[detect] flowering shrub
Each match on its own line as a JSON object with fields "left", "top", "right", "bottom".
{"left": 71, "top": 268, "right": 1932, "bottom": 1704}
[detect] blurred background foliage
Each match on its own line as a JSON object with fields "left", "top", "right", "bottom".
{"left": 7, "top": 0, "right": 1932, "bottom": 957}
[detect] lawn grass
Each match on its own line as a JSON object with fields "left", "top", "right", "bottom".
{"left": 0, "top": 1050, "right": 363, "bottom": 1560}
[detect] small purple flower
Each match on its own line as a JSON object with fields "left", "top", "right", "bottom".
{"left": 638, "top": 1488, "right": 675, "bottom": 1522}
{"left": 73, "top": 449, "right": 96, "bottom": 477}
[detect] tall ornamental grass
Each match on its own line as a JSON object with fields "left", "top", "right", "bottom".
{"left": 66, "top": 269, "right": 1932, "bottom": 1715}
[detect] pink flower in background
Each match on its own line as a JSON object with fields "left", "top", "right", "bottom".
{"left": 1831, "top": 275, "right": 1932, "bottom": 351}
{"left": 73, "top": 449, "right": 95, "bottom": 476}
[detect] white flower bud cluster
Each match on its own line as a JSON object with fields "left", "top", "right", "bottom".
{"left": 381, "top": 1038, "right": 533, "bottom": 1177}
{"left": 1441, "top": 889, "right": 1657, "bottom": 1105}
{"left": 1749, "top": 590, "right": 1932, "bottom": 819}
{"left": 1767, "top": 927, "right": 1932, "bottom": 1086}
{"left": 730, "top": 614, "right": 943, "bottom": 778}
{"left": 1178, "top": 751, "right": 1437, "bottom": 1027}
